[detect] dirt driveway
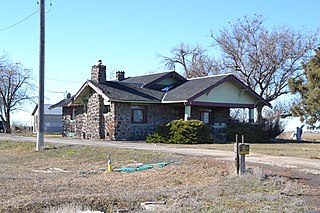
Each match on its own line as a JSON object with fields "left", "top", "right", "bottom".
{"left": 1, "top": 135, "right": 319, "bottom": 177}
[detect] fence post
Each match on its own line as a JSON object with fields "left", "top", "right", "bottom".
{"left": 240, "top": 135, "right": 249, "bottom": 175}
{"left": 235, "top": 134, "right": 239, "bottom": 175}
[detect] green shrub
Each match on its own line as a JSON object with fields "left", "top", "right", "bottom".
{"left": 146, "top": 123, "right": 168, "bottom": 143}
{"left": 225, "top": 123, "right": 268, "bottom": 143}
{"left": 147, "top": 119, "right": 212, "bottom": 144}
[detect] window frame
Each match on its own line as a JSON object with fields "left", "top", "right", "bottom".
{"left": 200, "top": 111, "right": 211, "bottom": 124}
{"left": 131, "top": 105, "right": 147, "bottom": 124}
{"left": 103, "top": 105, "right": 111, "bottom": 114}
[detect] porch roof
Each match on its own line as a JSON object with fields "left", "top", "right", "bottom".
{"left": 163, "top": 74, "right": 271, "bottom": 107}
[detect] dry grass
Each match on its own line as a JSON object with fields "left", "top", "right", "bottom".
{"left": 278, "top": 131, "right": 320, "bottom": 141}
{"left": 166, "top": 141, "right": 320, "bottom": 159}
{"left": 0, "top": 141, "right": 319, "bottom": 212}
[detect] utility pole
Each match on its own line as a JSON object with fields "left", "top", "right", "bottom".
{"left": 36, "top": 0, "right": 45, "bottom": 151}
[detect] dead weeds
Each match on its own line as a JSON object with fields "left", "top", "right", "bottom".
{"left": 0, "top": 141, "right": 319, "bottom": 212}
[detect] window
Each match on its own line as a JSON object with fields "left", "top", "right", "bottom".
{"left": 200, "top": 111, "right": 211, "bottom": 124}
{"left": 82, "top": 98, "right": 88, "bottom": 114}
{"left": 131, "top": 105, "right": 147, "bottom": 123}
{"left": 103, "top": 105, "right": 110, "bottom": 114}
{"left": 70, "top": 109, "right": 75, "bottom": 120}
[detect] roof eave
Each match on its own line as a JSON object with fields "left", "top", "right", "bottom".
{"left": 31, "top": 104, "right": 38, "bottom": 115}
{"left": 161, "top": 100, "right": 187, "bottom": 104}
{"left": 110, "top": 100, "right": 161, "bottom": 104}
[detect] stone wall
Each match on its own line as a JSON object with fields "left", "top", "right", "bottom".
{"left": 82, "top": 93, "right": 104, "bottom": 140}
{"left": 62, "top": 93, "right": 106, "bottom": 140}
{"left": 62, "top": 99, "right": 231, "bottom": 140}
{"left": 62, "top": 106, "right": 83, "bottom": 137}
{"left": 104, "top": 102, "right": 116, "bottom": 140}
{"left": 63, "top": 101, "right": 180, "bottom": 140}
{"left": 112, "top": 102, "right": 179, "bottom": 140}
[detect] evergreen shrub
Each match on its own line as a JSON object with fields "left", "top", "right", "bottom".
{"left": 225, "top": 123, "right": 268, "bottom": 143}
{"left": 147, "top": 119, "right": 212, "bottom": 144}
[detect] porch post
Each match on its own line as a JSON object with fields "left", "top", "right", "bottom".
{"left": 184, "top": 105, "right": 191, "bottom": 121}
{"left": 249, "top": 108, "right": 254, "bottom": 123}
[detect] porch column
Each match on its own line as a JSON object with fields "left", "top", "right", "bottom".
{"left": 184, "top": 105, "right": 191, "bottom": 121}
{"left": 249, "top": 108, "right": 254, "bottom": 123}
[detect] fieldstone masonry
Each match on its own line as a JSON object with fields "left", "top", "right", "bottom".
{"left": 62, "top": 98, "right": 232, "bottom": 140}
{"left": 63, "top": 101, "right": 181, "bottom": 140}
{"left": 62, "top": 100, "right": 232, "bottom": 140}
{"left": 112, "top": 102, "right": 178, "bottom": 140}
{"left": 91, "top": 60, "right": 106, "bottom": 83}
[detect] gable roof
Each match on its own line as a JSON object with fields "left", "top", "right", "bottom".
{"left": 49, "top": 96, "right": 74, "bottom": 109}
{"left": 163, "top": 74, "right": 271, "bottom": 107}
{"left": 52, "top": 70, "right": 270, "bottom": 108}
{"left": 32, "top": 104, "right": 62, "bottom": 116}
{"left": 163, "top": 74, "right": 229, "bottom": 102}
{"left": 122, "top": 70, "right": 186, "bottom": 88}
{"left": 72, "top": 80, "right": 165, "bottom": 104}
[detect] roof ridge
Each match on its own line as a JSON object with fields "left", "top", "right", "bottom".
{"left": 187, "top": 73, "right": 232, "bottom": 80}
{"left": 127, "top": 70, "right": 175, "bottom": 78}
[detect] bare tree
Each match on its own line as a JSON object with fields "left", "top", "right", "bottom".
{"left": 211, "top": 14, "right": 319, "bottom": 122}
{"left": 230, "top": 108, "right": 248, "bottom": 122}
{"left": 263, "top": 98, "right": 295, "bottom": 120}
{"left": 158, "top": 43, "right": 219, "bottom": 78}
{"left": 0, "top": 56, "right": 35, "bottom": 133}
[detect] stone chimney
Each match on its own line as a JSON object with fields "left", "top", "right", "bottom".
{"left": 116, "top": 71, "right": 125, "bottom": 81}
{"left": 91, "top": 60, "right": 106, "bottom": 83}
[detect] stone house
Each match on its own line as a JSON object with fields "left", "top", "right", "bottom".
{"left": 51, "top": 60, "right": 270, "bottom": 140}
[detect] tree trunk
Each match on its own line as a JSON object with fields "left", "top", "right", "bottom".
{"left": 255, "top": 105, "right": 264, "bottom": 124}
{"left": 4, "top": 108, "right": 11, "bottom": 133}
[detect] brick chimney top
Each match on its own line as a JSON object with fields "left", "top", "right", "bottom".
{"left": 91, "top": 60, "right": 106, "bottom": 83}
{"left": 116, "top": 71, "right": 125, "bottom": 81}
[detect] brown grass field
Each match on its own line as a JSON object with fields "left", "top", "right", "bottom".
{"left": 165, "top": 132, "right": 320, "bottom": 159}
{"left": 0, "top": 140, "right": 319, "bottom": 212}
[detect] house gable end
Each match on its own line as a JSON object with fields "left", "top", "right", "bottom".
{"left": 193, "top": 80, "right": 257, "bottom": 105}
{"left": 188, "top": 75, "right": 271, "bottom": 107}
{"left": 72, "top": 81, "right": 110, "bottom": 106}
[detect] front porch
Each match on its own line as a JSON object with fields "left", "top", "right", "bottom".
{"left": 183, "top": 104, "right": 255, "bottom": 125}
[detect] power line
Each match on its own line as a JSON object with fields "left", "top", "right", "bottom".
{"left": 0, "top": 11, "right": 39, "bottom": 32}
{"left": 46, "top": 90, "right": 65, "bottom": 93}
{"left": 0, "top": 0, "right": 53, "bottom": 32}
{"left": 46, "top": 77, "right": 83, "bottom": 84}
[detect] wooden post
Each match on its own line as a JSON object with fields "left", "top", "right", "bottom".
{"left": 240, "top": 135, "right": 246, "bottom": 175}
{"left": 235, "top": 134, "right": 239, "bottom": 175}
{"left": 36, "top": 0, "right": 45, "bottom": 151}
